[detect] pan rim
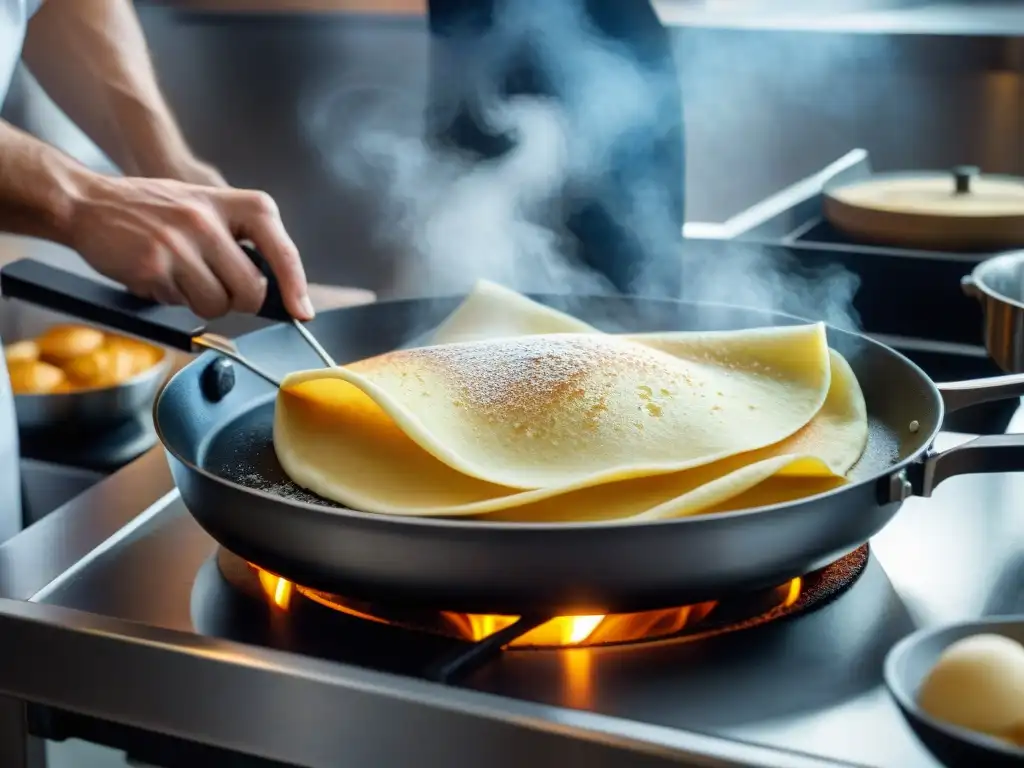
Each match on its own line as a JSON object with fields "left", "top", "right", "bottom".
{"left": 155, "top": 294, "right": 942, "bottom": 533}
{"left": 970, "top": 250, "right": 1024, "bottom": 310}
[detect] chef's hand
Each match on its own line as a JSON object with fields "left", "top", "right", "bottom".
{"left": 67, "top": 174, "right": 314, "bottom": 321}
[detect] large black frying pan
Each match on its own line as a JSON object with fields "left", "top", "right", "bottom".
{"left": 4, "top": 256, "right": 1024, "bottom": 617}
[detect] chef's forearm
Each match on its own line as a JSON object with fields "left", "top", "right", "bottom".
{"left": 0, "top": 119, "right": 90, "bottom": 244}
{"left": 21, "top": 0, "right": 196, "bottom": 180}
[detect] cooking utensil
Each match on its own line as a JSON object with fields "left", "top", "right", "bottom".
{"left": 234, "top": 239, "right": 336, "bottom": 368}
{"left": 962, "top": 252, "right": 1024, "bottom": 374}
{"left": 823, "top": 166, "right": 1024, "bottom": 251}
{"left": 5, "top": 257, "right": 1024, "bottom": 616}
{"left": 2, "top": 246, "right": 331, "bottom": 435}
{"left": 885, "top": 617, "right": 1024, "bottom": 768}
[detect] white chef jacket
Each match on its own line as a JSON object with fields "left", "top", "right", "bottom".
{"left": 0, "top": 0, "right": 43, "bottom": 538}
{"left": 0, "top": 0, "right": 40, "bottom": 106}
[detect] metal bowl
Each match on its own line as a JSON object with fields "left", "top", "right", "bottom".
{"left": 13, "top": 351, "right": 172, "bottom": 432}
{"left": 884, "top": 617, "right": 1024, "bottom": 768}
{"left": 962, "top": 252, "right": 1024, "bottom": 373}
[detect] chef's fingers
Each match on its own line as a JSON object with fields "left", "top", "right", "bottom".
{"left": 174, "top": 203, "right": 268, "bottom": 315}
{"left": 157, "top": 229, "right": 231, "bottom": 320}
{"left": 217, "top": 190, "right": 313, "bottom": 321}
{"left": 149, "top": 279, "right": 186, "bottom": 307}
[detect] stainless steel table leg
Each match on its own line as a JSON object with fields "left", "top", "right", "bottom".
{"left": 0, "top": 696, "right": 46, "bottom": 768}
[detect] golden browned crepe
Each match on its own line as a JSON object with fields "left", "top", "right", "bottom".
{"left": 272, "top": 281, "right": 869, "bottom": 522}
{"left": 279, "top": 325, "right": 833, "bottom": 492}
{"left": 275, "top": 348, "right": 864, "bottom": 521}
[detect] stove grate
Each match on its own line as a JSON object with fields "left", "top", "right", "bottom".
{"left": 424, "top": 614, "right": 552, "bottom": 683}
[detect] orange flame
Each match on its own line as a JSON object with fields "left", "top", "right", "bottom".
{"left": 783, "top": 577, "right": 802, "bottom": 608}
{"left": 258, "top": 569, "right": 293, "bottom": 610}
{"left": 250, "top": 564, "right": 803, "bottom": 649}
{"left": 441, "top": 614, "right": 608, "bottom": 647}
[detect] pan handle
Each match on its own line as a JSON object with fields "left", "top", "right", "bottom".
{"left": 0, "top": 245, "right": 290, "bottom": 351}
{"left": 960, "top": 274, "right": 982, "bottom": 300}
{"left": 903, "top": 375, "right": 1024, "bottom": 497}
{"left": 935, "top": 373, "right": 1024, "bottom": 414}
{"left": 914, "top": 434, "right": 1024, "bottom": 497}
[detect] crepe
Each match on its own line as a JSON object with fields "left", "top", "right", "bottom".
{"left": 276, "top": 322, "right": 831, "bottom": 492}
{"left": 274, "top": 345, "right": 865, "bottom": 521}
{"left": 430, "top": 280, "right": 599, "bottom": 344}
{"left": 273, "top": 279, "right": 869, "bottom": 520}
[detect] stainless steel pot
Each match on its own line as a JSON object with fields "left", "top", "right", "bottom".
{"left": 962, "top": 252, "right": 1024, "bottom": 373}
{"left": 12, "top": 352, "right": 172, "bottom": 432}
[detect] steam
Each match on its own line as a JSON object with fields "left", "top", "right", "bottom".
{"left": 681, "top": 245, "right": 861, "bottom": 331}
{"left": 353, "top": 96, "right": 613, "bottom": 298}
{"left": 305, "top": 0, "right": 861, "bottom": 330}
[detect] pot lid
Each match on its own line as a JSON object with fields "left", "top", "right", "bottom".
{"left": 828, "top": 166, "right": 1024, "bottom": 218}
{"left": 823, "top": 166, "right": 1024, "bottom": 251}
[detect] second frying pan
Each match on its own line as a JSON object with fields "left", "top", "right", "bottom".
{"left": 4, "top": 257, "right": 1024, "bottom": 616}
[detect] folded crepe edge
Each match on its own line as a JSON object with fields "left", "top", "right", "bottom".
{"left": 274, "top": 405, "right": 846, "bottom": 520}
{"left": 621, "top": 454, "right": 841, "bottom": 523}
{"left": 274, "top": 349, "right": 863, "bottom": 521}
{"left": 429, "top": 279, "right": 599, "bottom": 345}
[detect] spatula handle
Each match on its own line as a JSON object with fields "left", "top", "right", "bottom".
{"left": 238, "top": 242, "right": 290, "bottom": 322}
{"left": 0, "top": 246, "right": 291, "bottom": 351}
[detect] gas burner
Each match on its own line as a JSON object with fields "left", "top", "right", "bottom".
{"left": 216, "top": 546, "right": 868, "bottom": 653}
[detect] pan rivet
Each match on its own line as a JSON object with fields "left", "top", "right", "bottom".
{"left": 909, "top": 420, "right": 920, "bottom": 433}
{"left": 200, "top": 358, "right": 236, "bottom": 403}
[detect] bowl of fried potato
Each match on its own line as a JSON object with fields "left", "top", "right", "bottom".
{"left": 5, "top": 324, "right": 171, "bottom": 430}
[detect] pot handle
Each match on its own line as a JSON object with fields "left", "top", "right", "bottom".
{"left": 960, "top": 274, "right": 981, "bottom": 300}
{"left": 936, "top": 373, "right": 1024, "bottom": 414}
{"left": 913, "top": 433, "right": 1024, "bottom": 497}
{"left": 0, "top": 246, "right": 290, "bottom": 351}
{"left": 906, "top": 376, "right": 1024, "bottom": 497}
